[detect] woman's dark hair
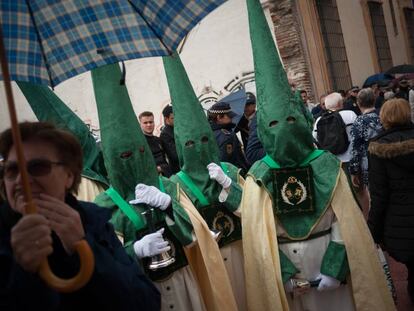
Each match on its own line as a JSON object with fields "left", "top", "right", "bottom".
{"left": 0, "top": 122, "right": 83, "bottom": 194}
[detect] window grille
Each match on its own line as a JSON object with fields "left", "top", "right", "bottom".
{"left": 315, "top": 0, "right": 352, "bottom": 91}
{"left": 404, "top": 8, "right": 414, "bottom": 64}
{"left": 368, "top": 1, "right": 393, "bottom": 71}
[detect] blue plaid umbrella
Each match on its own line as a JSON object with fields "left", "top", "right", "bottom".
{"left": 0, "top": 0, "right": 225, "bottom": 87}
{"left": 0, "top": 0, "right": 226, "bottom": 293}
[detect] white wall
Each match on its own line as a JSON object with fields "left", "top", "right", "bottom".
{"left": 0, "top": 0, "right": 274, "bottom": 136}
{"left": 383, "top": 0, "right": 410, "bottom": 66}
{"left": 337, "top": 0, "right": 377, "bottom": 87}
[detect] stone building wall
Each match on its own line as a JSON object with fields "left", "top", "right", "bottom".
{"left": 268, "top": 0, "right": 315, "bottom": 100}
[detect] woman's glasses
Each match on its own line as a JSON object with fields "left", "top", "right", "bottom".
{"left": 3, "top": 159, "right": 64, "bottom": 181}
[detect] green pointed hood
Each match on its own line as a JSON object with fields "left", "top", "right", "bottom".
{"left": 17, "top": 81, "right": 109, "bottom": 186}
{"left": 247, "top": 0, "right": 314, "bottom": 167}
{"left": 91, "top": 63, "right": 158, "bottom": 200}
{"left": 163, "top": 53, "right": 221, "bottom": 200}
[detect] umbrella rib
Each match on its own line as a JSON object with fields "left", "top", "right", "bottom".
{"left": 25, "top": 0, "right": 55, "bottom": 88}
{"left": 126, "top": 0, "right": 172, "bottom": 55}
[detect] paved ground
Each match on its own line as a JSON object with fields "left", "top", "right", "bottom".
{"left": 360, "top": 202, "right": 412, "bottom": 310}
{"left": 387, "top": 254, "right": 413, "bottom": 311}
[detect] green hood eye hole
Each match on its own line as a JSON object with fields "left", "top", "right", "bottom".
{"left": 138, "top": 146, "right": 145, "bottom": 153}
{"left": 185, "top": 140, "right": 195, "bottom": 147}
{"left": 201, "top": 136, "right": 209, "bottom": 143}
{"left": 120, "top": 151, "right": 133, "bottom": 159}
{"left": 269, "top": 120, "right": 279, "bottom": 127}
{"left": 286, "top": 116, "right": 296, "bottom": 124}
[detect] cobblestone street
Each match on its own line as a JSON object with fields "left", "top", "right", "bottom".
{"left": 388, "top": 255, "right": 413, "bottom": 311}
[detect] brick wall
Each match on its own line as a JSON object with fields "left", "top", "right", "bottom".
{"left": 268, "top": 0, "right": 315, "bottom": 101}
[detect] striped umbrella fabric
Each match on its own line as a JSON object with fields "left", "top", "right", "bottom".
{"left": 0, "top": 0, "right": 225, "bottom": 87}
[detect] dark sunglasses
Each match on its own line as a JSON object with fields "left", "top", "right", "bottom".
{"left": 3, "top": 159, "right": 64, "bottom": 181}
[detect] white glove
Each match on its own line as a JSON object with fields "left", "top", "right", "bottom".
{"left": 129, "top": 183, "right": 171, "bottom": 210}
{"left": 133, "top": 228, "right": 171, "bottom": 259}
{"left": 207, "top": 163, "right": 231, "bottom": 188}
{"left": 316, "top": 274, "right": 341, "bottom": 291}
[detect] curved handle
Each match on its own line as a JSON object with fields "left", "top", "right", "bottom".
{"left": 39, "top": 239, "right": 95, "bottom": 293}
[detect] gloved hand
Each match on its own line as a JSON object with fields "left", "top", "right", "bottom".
{"left": 129, "top": 183, "right": 171, "bottom": 210}
{"left": 207, "top": 163, "right": 231, "bottom": 188}
{"left": 133, "top": 228, "right": 171, "bottom": 259}
{"left": 316, "top": 274, "right": 341, "bottom": 291}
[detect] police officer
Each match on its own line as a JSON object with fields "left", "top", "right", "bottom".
{"left": 235, "top": 92, "right": 256, "bottom": 147}
{"left": 208, "top": 101, "right": 250, "bottom": 175}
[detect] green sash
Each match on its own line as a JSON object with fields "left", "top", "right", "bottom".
{"left": 105, "top": 187, "right": 145, "bottom": 231}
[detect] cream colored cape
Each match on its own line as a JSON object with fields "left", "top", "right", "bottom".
{"left": 241, "top": 169, "right": 395, "bottom": 311}
{"left": 76, "top": 176, "right": 105, "bottom": 202}
{"left": 178, "top": 188, "right": 238, "bottom": 311}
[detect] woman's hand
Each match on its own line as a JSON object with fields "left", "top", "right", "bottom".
{"left": 35, "top": 193, "right": 85, "bottom": 255}
{"left": 11, "top": 214, "right": 53, "bottom": 273}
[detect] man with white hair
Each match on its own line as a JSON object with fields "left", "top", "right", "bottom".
{"left": 313, "top": 92, "right": 357, "bottom": 164}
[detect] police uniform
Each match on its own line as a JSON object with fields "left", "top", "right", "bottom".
{"left": 209, "top": 102, "right": 250, "bottom": 175}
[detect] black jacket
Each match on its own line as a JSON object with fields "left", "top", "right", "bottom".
{"left": 159, "top": 125, "right": 180, "bottom": 174}
{"left": 343, "top": 96, "right": 361, "bottom": 115}
{"left": 0, "top": 195, "right": 160, "bottom": 310}
{"left": 144, "top": 135, "right": 172, "bottom": 177}
{"left": 368, "top": 124, "right": 414, "bottom": 263}
{"left": 235, "top": 115, "right": 250, "bottom": 148}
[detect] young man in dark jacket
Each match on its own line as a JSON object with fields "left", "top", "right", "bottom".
{"left": 139, "top": 111, "right": 172, "bottom": 177}
{"left": 159, "top": 105, "right": 180, "bottom": 174}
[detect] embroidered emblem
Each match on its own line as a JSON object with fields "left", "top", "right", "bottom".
{"left": 281, "top": 176, "right": 307, "bottom": 206}
{"left": 212, "top": 211, "right": 235, "bottom": 238}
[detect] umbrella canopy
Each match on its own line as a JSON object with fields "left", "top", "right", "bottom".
{"left": 0, "top": 0, "right": 225, "bottom": 87}
{"left": 362, "top": 73, "right": 394, "bottom": 88}
{"left": 385, "top": 64, "right": 414, "bottom": 75}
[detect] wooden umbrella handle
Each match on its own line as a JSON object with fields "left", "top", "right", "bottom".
{"left": 39, "top": 240, "right": 95, "bottom": 293}
{"left": 0, "top": 27, "right": 95, "bottom": 293}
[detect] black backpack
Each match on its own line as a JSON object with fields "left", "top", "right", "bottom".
{"left": 316, "top": 110, "right": 350, "bottom": 155}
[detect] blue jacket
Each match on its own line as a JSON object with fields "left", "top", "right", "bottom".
{"left": 245, "top": 115, "right": 265, "bottom": 165}
{"left": 0, "top": 195, "right": 160, "bottom": 311}
{"left": 210, "top": 122, "right": 250, "bottom": 175}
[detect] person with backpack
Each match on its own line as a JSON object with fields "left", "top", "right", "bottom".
{"left": 312, "top": 92, "right": 357, "bottom": 165}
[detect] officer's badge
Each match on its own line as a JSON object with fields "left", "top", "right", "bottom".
{"left": 213, "top": 211, "right": 235, "bottom": 238}
{"left": 272, "top": 166, "right": 315, "bottom": 215}
{"left": 226, "top": 143, "right": 233, "bottom": 155}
